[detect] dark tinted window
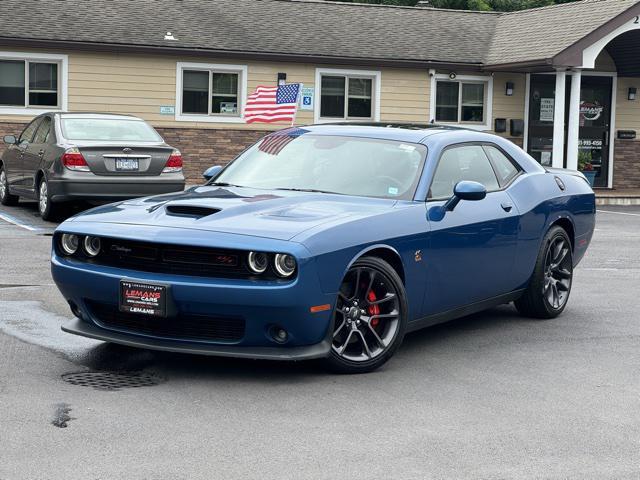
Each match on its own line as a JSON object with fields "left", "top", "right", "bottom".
{"left": 0, "top": 60, "right": 25, "bottom": 106}
{"left": 33, "top": 116, "right": 52, "bottom": 144}
{"left": 429, "top": 145, "right": 500, "bottom": 199}
{"left": 19, "top": 118, "right": 42, "bottom": 144}
{"left": 29, "top": 63, "right": 58, "bottom": 106}
{"left": 484, "top": 145, "right": 520, "bottom": 186}
{"left": 320, "top": 76, "right": 345, "bottom": 118}
{"left": 182, "top": 70, "right": 208, "bottom": 114}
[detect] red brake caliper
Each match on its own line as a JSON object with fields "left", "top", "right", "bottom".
{"left": 368, "top": 290, "right": 380, "bottom": 326}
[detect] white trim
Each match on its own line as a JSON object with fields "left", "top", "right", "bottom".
{"left": 552, "top": 70, "right": 567, "bottom": 168}
{"left": 313, "top": 68, "right": 381, "bottom": 123}
{"left": 608, "top": 74, "right": 617, "bottom": 189}
{"left": 429, "top": 73, "right": 493, "bottom": 131}
{"left": 175, "top": 62, "right": 247, "bottom": 123}
{"left": 566, "top": 69, "right": 582, "bottom": 171}
{"left": 0, "top": 51, "right": 68, "bottom": 115}
{"left": 523, "top": 73, "right": 531, "bottom": 151}
{"left": 580, "top": 17, "right": 640, "bottom": 69}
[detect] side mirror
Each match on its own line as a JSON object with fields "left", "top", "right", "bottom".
{"left": 202, "top": 165, "right": 223, "bottom": 181}
{"left": 3, "top": 135, "right": 17, "bottom": 145}
{"left": 443, "top": 181, "right": 487, "bottom": 211}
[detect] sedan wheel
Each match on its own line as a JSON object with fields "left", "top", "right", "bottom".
{"left": 37, "top": 177, "right": 59, "bottom": 221}
{"left": 0, "top": 168, "right": 19, "bottom": 206}
{"left": 326, "top": 256, "right": 407, "bottom": 373}
{"left": 515, "top": 225, "right": 573, "bottom": 319}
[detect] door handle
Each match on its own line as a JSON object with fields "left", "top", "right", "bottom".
{"left": 501, "top": 202, "right": 513, "bottom": 212}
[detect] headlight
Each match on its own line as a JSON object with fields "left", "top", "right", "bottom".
{"left": 83, "top": 236, "right": 101, "bottom": 257}
{"left": 247, "top": 251, "right": 268, "bottom": 274}
{"left": 274, "top": 254, "right": 296, "bottom": 277}
{"left": 60, "top": 234, "right": 79, "bottom": 255}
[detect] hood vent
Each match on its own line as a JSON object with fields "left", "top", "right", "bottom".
{"left": 165, "top": 205, "right": 220, "bottom": 218}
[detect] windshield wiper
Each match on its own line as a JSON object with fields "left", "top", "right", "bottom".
{"left": 275, "top": 187, "right": 341, "bottom": 195}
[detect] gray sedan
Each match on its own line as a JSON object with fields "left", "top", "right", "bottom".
{"left": 0, "top": 112, "right": 185, "bottom": 220}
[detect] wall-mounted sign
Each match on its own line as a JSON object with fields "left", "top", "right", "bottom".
{"left": 300, "top": 86, "right": 314, "bottom": 110}
{"left": 220, "top": 102, "right": 238, "bottom": 114}
{"left": 540, "top": 98, "right": 554, "bottom": 122}
{"left": 618, "top": 130, "right": 637, "bottom": 140}
{"left": 160, "top": 106, "right": 175, "bottom": 115}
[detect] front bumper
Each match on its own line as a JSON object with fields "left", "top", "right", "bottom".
{"left": 48, "top": 172, "right": 185, "bottom": 202}
{"left": 51, "top": 241, "right": 336, "bottom": 361}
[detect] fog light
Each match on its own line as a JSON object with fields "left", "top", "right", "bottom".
{"left": 274, "top": 253, "right": 296, "bottom": 277}
{"left": 83, "top": 236, "right": 101, "bottom": 257}
{"left": 60, "top": 234, "right": 79, "bottom": 255}
{"left": 270, "top": 326, "right": 288, "bottom": 343}
{"left": 247, "top": 251, "right": 268, "bottom": 274}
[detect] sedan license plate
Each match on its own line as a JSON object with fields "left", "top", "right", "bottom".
{"left": 119, "top": 280, "right": 166, "bottom": 317}
{"left": 115, "top": 158, "right": 139, "bottom": 171}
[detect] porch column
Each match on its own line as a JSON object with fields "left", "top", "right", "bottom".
{"left": 552, "top": 69, "right": 567, "bottom": 168}
{"left": 566, "top": 69, "right": 582, "bottom": 171}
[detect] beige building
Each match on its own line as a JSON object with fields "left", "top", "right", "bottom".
{"left": 1, "top": 0, "right": 640, "bottom": 188}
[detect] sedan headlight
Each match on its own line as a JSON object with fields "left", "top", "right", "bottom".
{"left": 247, "top": 251, "right": 268, "bottom": 274}
{"left": 83, "top": 236, "right": 101, "bottom": 257}
{"left": 274, "top": 254, "right": 296, "bottom": 277}
{"left": 60, "top": 234, "right": 79, "bottom": 255}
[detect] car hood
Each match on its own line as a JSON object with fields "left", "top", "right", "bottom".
{"left": 68, "top": 185, "right": 397, "bottom": 241}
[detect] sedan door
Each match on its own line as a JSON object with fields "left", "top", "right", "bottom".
{"left": 22, "top": 116, "right": 52, "bottom": 194}
{"left": 9, "top": 117, "right": 42, "bottom": 192}
{"left": 423, "top": 144, "right": 521, "bottom": 315}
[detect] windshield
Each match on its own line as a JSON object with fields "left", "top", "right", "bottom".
{"left": 214, "top": 133, "right": 427, "bottom": 200}
{"left": 61, "top": 118, "right": 163, "bottom": 142}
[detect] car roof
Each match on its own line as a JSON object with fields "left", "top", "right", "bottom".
{"left": 51, "top": 112, "right": 145, "bottom": 121}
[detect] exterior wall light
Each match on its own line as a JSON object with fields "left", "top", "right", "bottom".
{"left": 277, "top": 72, "right": 287, "bottom": 85}
{"left": 506, "top": 82, "right": 514, "bottom": 96}
{"left": 629, "top": 87, "right": 637, "bottom": 101}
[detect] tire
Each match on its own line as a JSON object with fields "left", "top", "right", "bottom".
{"left": 325, "top": 256, "right": 408, "bottom": 374}
{"left": 37, "top": 176, "right": 60, "bottom": 221}
{"left": 515, "top": 225, "right": 573, "bottom": 319}
{"left": 0, "top": 166, "right": 19, "bottom": 206}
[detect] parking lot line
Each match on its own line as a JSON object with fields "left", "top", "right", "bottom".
{"left": 0, "top": 211, "right": 43, "bottom": 231}
{"left": 597, "top": 209, "right": 640, "bottom": 217}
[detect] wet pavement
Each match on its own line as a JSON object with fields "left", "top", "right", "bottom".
{"left": 1, "top": 201, "right": 639, "bottom": 479}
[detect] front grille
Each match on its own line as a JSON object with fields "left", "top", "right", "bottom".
{"left": 86, "top": 301, "right": 245, "bottom": 343}
{"left": 89, "top": 238, "right": 254, "bottom": 278}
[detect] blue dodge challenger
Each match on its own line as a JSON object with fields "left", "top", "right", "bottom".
{"left": 51, "top": 124, "right": 595, "bottom": 373}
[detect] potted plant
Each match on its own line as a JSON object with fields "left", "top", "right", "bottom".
{"left": 578, "top": 151, "right": 596, "bottom": 186}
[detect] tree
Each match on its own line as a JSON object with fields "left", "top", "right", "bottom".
{"left": 324, "top": 0, "right": 580, "bottom": 11}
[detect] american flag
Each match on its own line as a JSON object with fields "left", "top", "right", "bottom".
{"left": 258, "top": 127, "right": 309, "bottom": 156}
{"left": 244, "top": 83, "right": 301, "bottom": 124}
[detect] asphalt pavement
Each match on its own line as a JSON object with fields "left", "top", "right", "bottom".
{"left": 0, "top": 200, "right": 639, "bottom": 480}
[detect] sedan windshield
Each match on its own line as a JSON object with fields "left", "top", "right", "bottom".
{"left": 61, "top": 118, "right": 163, "bottom": 142}
{"left": 214, "top": 133, "right": 427, "bottom": 200}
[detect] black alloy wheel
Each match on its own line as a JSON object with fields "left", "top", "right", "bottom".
{"left": 326, "top": 256, "right": 408, "bottom": 374}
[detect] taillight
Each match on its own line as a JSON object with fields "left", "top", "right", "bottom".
{"left": 163, "top": 150, "right": 183, "bottom": 173}
{"left": 61, "top": 147, "right": 90, "bottom": 172}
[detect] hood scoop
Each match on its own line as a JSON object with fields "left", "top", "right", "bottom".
{"left": 165, "top": 205, "right": 220, "bottom": 219}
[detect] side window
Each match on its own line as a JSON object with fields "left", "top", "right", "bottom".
{"left": 483, "top": 145, "right": 520, "bottom": 186}
{"left": 18, "top": 118, "right": 42, "bottom": 145}
{"left": 429, "top": 145, "right": 500, "bottom": 199}
{"left": 33, "top": 116, "right": 52, "bottom": 144}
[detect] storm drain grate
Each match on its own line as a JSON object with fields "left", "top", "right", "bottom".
{"left": 61, "top": 371, "right": 163, "bottom": 391}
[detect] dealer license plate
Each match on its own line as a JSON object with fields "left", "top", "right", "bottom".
{"left": 119, "top": 280, "right": 166, "bottom": 317}
{"left": 115, "top": 158, "right": 139, "bottom": 171}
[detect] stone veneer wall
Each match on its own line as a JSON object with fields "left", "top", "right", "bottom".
{"left": 612, "top": 139, "right": 640, "bottom": 189}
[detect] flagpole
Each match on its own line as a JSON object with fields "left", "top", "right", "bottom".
{"left": 290, "top": 83, "right": 302, "bottom": 127}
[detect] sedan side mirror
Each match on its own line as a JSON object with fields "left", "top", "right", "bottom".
{"left": 443, "top": 181, "right": 487, "bottom": 211}
{"left": 202, "top": 165, "right": 223, "bottom": 181}
{"left": 3, "top": 135, "right": 17, "bottom": 145}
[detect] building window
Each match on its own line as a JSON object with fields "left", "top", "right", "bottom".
{"left": 176, "top": 62, "right": 247, "bottom": 123}
{"left": 315, "top": 68, "right": 381, "bottom": 122}
{"left": 431, "top": 75, "right": 493, "bottom": 130}
{"left": 0, "top": 59, "right": 60, "bottom": 108}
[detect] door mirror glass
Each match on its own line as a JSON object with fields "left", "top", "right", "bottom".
{"left": 203, "top": 165, "right": 223, "bottom": 181}
{"left": 3, "top": 135, "right": 16, "bottom": 145}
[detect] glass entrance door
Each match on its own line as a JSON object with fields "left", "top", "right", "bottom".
{"left": 578, "top": 76, "right": 612, "bottom": 188}
{"left": 526, "top": 74, "right": 613, "bottom": 188}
